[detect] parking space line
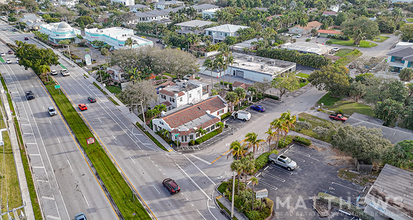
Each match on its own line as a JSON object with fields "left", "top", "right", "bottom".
{"left": 267, "top": 165, "right": 293, "bottom": 175}
{"left": 258, "top": 180, "right": 278, "bottom": 191}
{"left": 261, "top": 172, "right": 286, "bottom": 182}
{"left": 331, "top": 182, "right": 361, "bottom": 192}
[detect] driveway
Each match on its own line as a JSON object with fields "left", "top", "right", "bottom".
{"left": 255, "top": 144, "right": 365, "bottom": 220}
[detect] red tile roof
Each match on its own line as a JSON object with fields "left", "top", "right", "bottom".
{"left": 178, "top": 91, "right": 185, "bottom": 97}
{"left": 161, "top": 101, "right": 171, "bottom": 106}
{"left": 162, "top": 96, "right": 226, "bottom": 129}
{"left": 232, "top": 81, "right": 252, "bottom": 90}
{"left": 159, "top": 89, "right": 175, "bottom": 97}
{"left": 318, "top": 29, "right": 342, "bottom": 35}
{"left": 293, "top": 21, "right": 322, "bottom": 30}
{"left": 149, "top": 73, "right": 156, "bottom": 80}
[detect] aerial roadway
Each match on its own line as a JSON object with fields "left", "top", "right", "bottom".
{"left": 0, "top": 23, "right": 118, "bottom": 220}
{"left": 0, "top": 21, "right": 225, "bottom": 219}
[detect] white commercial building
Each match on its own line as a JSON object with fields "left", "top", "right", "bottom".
{"left": 154, "top": 0, "right": 185, "bottom": 9}
{"left": 111, "top": 0, "right": 134, "bottom": 6}
{"left": 130, "top": 7, "right": 182, "bottom": 23}
{"left": 60, "top": 0, "right": 78, "bottom": 8}
{"left": 204, "top": 24, "right": 249, "bottom": 43}
{"left": 281, "top": 42, "right": 334, "bottom": 55}
{"left": 84, "top": 27, "right": 153, "bottom": 50}
{"left": 39, "top": 22, "right": 81, "bottom": 43}
{"left": 158, "top": 80, "right": 210, "bottom": 109}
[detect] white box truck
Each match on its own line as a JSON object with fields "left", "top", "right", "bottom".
{"left": 232, "top": 111, "right": 251, "bottom": 121}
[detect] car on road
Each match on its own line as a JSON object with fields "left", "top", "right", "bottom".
{"left": 48, "top": 106, "right": 57, "bottom": 116}
{"left": 26, "top": 91, "right": 35, "bottom": 100}
{"left": 269, "top": 154, "right": 297, "bottom": 171}
{"left": 332, "top": 47, "right": 339, "bottom": 52}
{"left": 6, "top": 59, "right": 11, "bottom": 64}
{"left": 50, "top": 70, "right": 57, "bottom": 75}
{"left": 8, "top": 50, "right": 13, "bottom": 54}
{"left": 0, "top": 52, "right": 5, "bottom": 57}
{"left": 78, "top": 103, "right": 87, "bottom": 111}
{"left": 232, "top": 110, "right": 251, "bottom": 121}
{"left": 296, "top": 34, "right": 301, "bottom": 38}
{"left": 163, "top": 178, "right": 180, "bottom": 194}
{"left": 250, "top": 104, "right": 266, "bottom": 112}
{"left": 61, "top": 69, "right": 70, "bottom": 76}
{"left": 24, "top": 37, "right": 29, "bottom": 40}
{"left": 74, "top": 213, "right": 87, "bottom": 220}
{"left": 88, "top": 97, "right": 96, "bottom": 103}
{"left": 16, "top": 58, "right": 19, "bottom": 63}
{"left": 329, "top": 114, "right": 347, "bottom": 122}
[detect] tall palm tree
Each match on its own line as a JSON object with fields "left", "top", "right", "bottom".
{"left": 214, "top": 54, "right": 224, "bottom": 85}
{"left": 230, "top": 159, "right": 244, "bottom": 194}
{"left": 203, "top": 58, "right": 215, "bottom": 91}
{"left": 265, "top": 127, "right": 276, "bottom": 152}
{"left": 125, "top": 37, "right": 133, "bottom": 48}
{"left": 270, "top": 118, "right": 286, "bottom": 150}
{"left": 281, "top": 110, "right": 297, "bottom": 142}
{"left": 250, "top": 177, "right": 259, "bottom": 210}
{"left": 227, "top": 140, "right": 247, "bottom": 160}
{"left": 196, "top": 127, "right": 207, "bottom": 137}
{"left": 243, "top": 132, "right": 265, "bottom": 155}
{"left": 227, "top": 54, "right": 234, "bottom": 84}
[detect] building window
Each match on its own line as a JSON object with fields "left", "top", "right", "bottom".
{"left": 189, "top": 93, "right": 192, "bottom": 98}
{"left": 161, "top": 95, "right": 166, "bottom": 99}
{"left": 190, "top": 134, "right": 193, "bottom": 140}
{"left": 170, "top": 98, "right": 175, "bottom": 103}
{"left": 180, "top": 97, "right": 183, "bottom": 102}
{"left": 206, "top": 127, "right": 210, "bottom": 132}
{"left": 196, "top": 133, "right": 200, "bottom": 138}
{"left": 211, "top": 125, "right": 215, "bottom": 130}
{"left": 220, "top": 109, "right": 224, "bottom": 114}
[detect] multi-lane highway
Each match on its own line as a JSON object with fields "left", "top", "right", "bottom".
{"left": 0, "top": 23, "right": 118, "bottom": 220}
{"left": 0, "top": 22, "right": 225, "bottom": 220}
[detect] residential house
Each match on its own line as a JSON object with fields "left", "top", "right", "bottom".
{"left": 84, "top": 27, "right": 154, "bottom": 50}
{"left": 158, "top": 80, "right": 210, "bottom": 109}
{"left": 130, "top": 7, "right": 183, "bottom": 23}
{"left": 106, "top": 66, "right": 125, "bottom": 82}
{"left": 232, "top": 81, "right": 252, "bottom": 90}
{"left": 204, "top": 24, "right": 249, "bottom": 43}
{"left": 152, "top": 95, "right": 228, "bottom": 144}
{"left": 154, "top": 0, "right": 184, "bottom": 9}
{"left": 364, "top": 164, "right": 413, "bottom": 220}
{"left": 129, "top": 4, "right": 150, "bottom": 12}
{"left": 20, "top": 14, "right": 45, "bottom": 31}
{"left": 322, "top": 11, "right": 338, "bottom": 16}
{"left": 281, "top": 42, "right": 333, "bottom": 55}
{"left": 317, "top": 29, "right": 342, "bottom": 37}
{"left": 192, "top": 4, "right": 219, "bottom": 13}
{"left": 175, "top": 20, "right": 214, "bottom": 35}
{"left": 386, "top": 45, "right": 413, "bottom": 72}
{"left": 231, "top": 38, "right": 264, "bottom": 51}
{"left": 111, "top": 0, "right": 134, "bottom": 6}
{"left": 39, "top": 22, "right": 81, "bottom": 43}
{"left": 60, "top": 0, "right": 79, "bottom": 8}
{"left": 202, "top": 8, "right": 220, "bottom": 19}
{"left": 265, "top": 14, "right": 281, "bottom": 21}
{"left": 288, "top": 21, "right": 322, "bottom": 35}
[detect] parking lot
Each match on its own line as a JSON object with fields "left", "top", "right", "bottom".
{"left": 253, "top": 144, "right": 365, "bottom": 220}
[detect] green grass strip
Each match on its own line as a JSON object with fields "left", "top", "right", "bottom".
{"left": 216, "top": 199, "right": 238, "bottom": 220}
{"left": 93, "top": 82, "right": 108, "bottom": 95}
{"left": 59, "top": 64, "right": 67, "bottom": 69}
{"left": 46, "top": 84, "right": 150, "bottom": 219}
{"left": 135, "top": 123, "right": 167, "bottom": 151}
{"left": 1, "top": 77, "right": 15, "bottom": 116}
{"left": 0, "top": 57, "right": 5, "bottom": 63}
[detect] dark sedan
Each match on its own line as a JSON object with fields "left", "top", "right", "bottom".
{"left": 88, "top": 97, "right": 96, "bottom": 103}
{"left": 250, "top": 104, "right": 266, "bottom": 112}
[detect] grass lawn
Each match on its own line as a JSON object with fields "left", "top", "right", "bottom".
{"left": 317, "top": 93, "right": 342, "bottom": 106}
{"left": 407, "top": 18, "right": 413, "bottom": 22}
{"left": 46, "top": 84, "right": 150, "bottom": 219}
{"left": 106, "top": 85, "right": 122, "bottom": 95}
{"left": 328, "top": 38, "right": 377, "bottom": 48}
{"left": 372, "top": 36, "right": 390, "bottom": 42}
{"left": 295, "top": 113, "right": 332, "bottom": 143}
{"left": 335, "top": 48, "right": 353, "bottom": 57}
{"left": 299, "top": 81, "right": 309, "bottom": 88}
{"left": 296, "top": 72, "right": 310, "bottom": 78}
{"left": 317, "top": 93, "right": 375, "bottom": 117}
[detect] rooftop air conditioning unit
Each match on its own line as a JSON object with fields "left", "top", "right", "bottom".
{"left": 247, "top": 56, "right": 254, "bottom": 62}
{"left": 270, "top": 60, "right": 276, "bottom": 66}
{"left": 261, "top": 64, "right": 265, "bottom": 69}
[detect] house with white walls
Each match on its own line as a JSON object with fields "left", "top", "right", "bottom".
{"left": 111, "top": 0, "right": 134, "bottom": 6}
{"left": 204, "top": 24, "right": 249, "bottom": 43}
{"left": 158, "top": 80, "right": 210, "bottom": 109}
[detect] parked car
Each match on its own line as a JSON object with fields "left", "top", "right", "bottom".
{"left": 332, "top": 47, "right": 339, "bottom": 52}
{"left": 74, "top": 213, "right": 87, "bottom": 220}
{"left": 6, "top": 59, "right": 11, "bottom": 64}
{"left": 183, "top": 74, "right": 192, "bottom": 80}
{"left": 268, "top": 154, "right": 297, "bottom": 171}
{"left": 0, "top": 52, "right": 5, "bottom": 56}
{"left": 329, "top": 114, "right": 347, "bottom": 122}
{"left": 61, "top": 69, "right": 70, "bottom": 76}
{"left": 50, "top": 70, "right": 57, "bottom": 75}
{"left": 24, "top": 37, "right": 29, "bottom": 40}
{"left": 162, "top": 178, "right": 180, "bottom": 194}
{"left": 88, "top": 97, "right": 96, "bottom": 103}
{"left": 48, "top": 106, "right": 57, "bottom": 116}
{"left": 78, "top": 103, "right": 87, "bottom": 111}
{"left": 250, "top": 105, "right": 266, "bottom": 112}
{"left": 296, "top": 34, "right": 301, "bottom": 38}
{"left": 16, "top": 58, "right": 19, "bottom": 63}
{"left": 8, "top": 50, "right": 13, "bottom": 54}
{"left": 231, "top": 111, "right": 251, "bottom": 121}
{"left": 26, "top": 91, "right": 35, "bottom": 100}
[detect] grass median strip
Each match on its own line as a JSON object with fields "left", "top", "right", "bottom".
{"left": 46, "top": 85, "right": 150, "bottom": 219}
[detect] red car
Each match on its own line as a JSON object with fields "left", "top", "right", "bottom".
{"left": 78, "top": 103, "right": 88, "bottom": 111}
{"left": 329, "top": 114, "right": 347, "bottom": 122}
{"left": 24, "top": 37, "right": 29, "bottom": 40}
{"left": 162, "top": 178, "right": 180, "bottom": 194}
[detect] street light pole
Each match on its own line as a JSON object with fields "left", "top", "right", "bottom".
{"left": 140, "top": 100, "right": 146, "bottom": 131}
{"left": 231, "top": 171, "right": 235, "bottom": 218}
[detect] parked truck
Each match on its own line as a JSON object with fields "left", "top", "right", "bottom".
{"left": 329, "top": 114, "right": 348, "bottom": 122}
{"left": 231, "top": 111, "right": 251, "bottom": 121}
{"left": 268, "top": 154, "right": 297, "bottom": 171}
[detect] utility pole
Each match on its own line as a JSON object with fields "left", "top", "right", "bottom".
{"left": 231, "top": 171, "right": 235, "bottom": 218}
{"left": 140, "top": 100, "right": 146, "bottom": 131}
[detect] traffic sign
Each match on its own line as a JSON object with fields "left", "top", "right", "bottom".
{"left": 55, "top": 85, "right": 61, "bottom": 89}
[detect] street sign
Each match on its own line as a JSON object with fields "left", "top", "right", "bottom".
{"left": 86, "top": 137, "right": 95, "bottom": 145}
{"left": 54, "top": 85, "right": 61, "bottom": 89}
{"left": 256, "top": 188, "right": 268, "bottom": 199}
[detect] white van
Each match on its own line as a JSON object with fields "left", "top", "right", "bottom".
{"left": 232, "top": 111, "right": 251, "bottom": 121}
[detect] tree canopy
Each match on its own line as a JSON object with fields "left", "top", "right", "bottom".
{"left": 342, "top": 16, "right": 380, "bottom": 45}
{"left": 271, "top": 72, "right": 300, "bottom": 100}
{"left": 308, "top": 65, "right": 350, "bottom": 96}
{"left": 14, "top": 41, "right": 59, "bottom": 75}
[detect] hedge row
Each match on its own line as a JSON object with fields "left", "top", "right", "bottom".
{"left": 220, "top": 112, "right": 232, "bottom": 120}
{"left": 263, "top": 93, "right": 279, "bottom": 100}
{"left": 256, "top": 48, "right": 331, "bottom": 68}
{"left": 294, "top": 136, "right": 312, "bottom": 146}
{"left": 195, "top": 127, "right": 223, "bottom": 144}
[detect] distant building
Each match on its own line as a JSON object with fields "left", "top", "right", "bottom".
{"left": 281, "top": 42, "right": 333, "bottom": 55}
{"left": 152, "top": 95, "right": 228, "bottom": 145}
{"left": 111, "top": 0, "right": 134, "bottom": 6}
{"left": 364, "top": 164, "right": 413, "bottom": 220}
{"left": 192, "top": 4, "right": 219, "bottom": 13}
{"left": 130, "top": 7, "right": 183, "bottom": 23}
{"left": 202, "top": 8, "right": 220, "bottom": 19}
{"left": 386, "top": 45, "right": 413, "bottom": 72}
{"left": 158, "top": 80, "right": 210, "bottom": 109}
{"left": 317, "top": 29, "right": 342, "bottom": 37}
{"left": 84, "top": 27, "right": 154, "bottom": 50}
{"left": 265, "top": 14, "right": 281, "bottom": 21}
{"left": 129, "top": 4, "right": 150, "bottom": 12}
{"left": 231, "top": 38, "right": 263, "bottom": 51}
{"left": 322, "top": 11, "right": 338, "bottom": 16}
{"left": 288, "top": 21, "right": 322, "bottom": 35}
{"left": 60, "top": 0, "right": 78, "bottom": 8}
{"left": 39, "top": 22, "right": 81, "bottom": 43}
{"left": 106, "top": 66, "right": 124, "bottom": 82}
{"left": 175, "top": 20, "right": 214, "bottom": 35}
{"left": 204, "top": 24, "right": 249, "bottom": 43}
{"left": 20, "top": 14, "right": 45, "bottom": 31}
{"left": 392, "top": 0, "right": 413, "bottom": 3}
{"left": 154, "top": 0, "right": 185, "bottom": 9}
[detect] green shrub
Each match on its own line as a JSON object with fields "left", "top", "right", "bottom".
{"left": 294, "top": 136, "right": 312, "bottom": 146}
{"left": 220, "top": 81, "right": 224, "bottom": 85}
{"left": 217, "top": 182, "right": 228, "bottom": 194}
{"left": 195, "top": 76, "right": 201, "bottom": 80}
{"left": 224, "top": 82, "right": 229, "bottom": 86}
{"left": 255, "top": 152, "right": 270, "bottom": 171}
{"left": 263, "top": 93, "right": 279, "bottom": 100}
{"left": 265, "top": 198, "right": 274, "bottom": 213}
{"left": 195, "top": 128, "right": 223, "bottom": 144}
{"left": 278, "top": 135, "right": 293, "bottom": 148}
{"left": 256, "top": 48, "right": 331, "bottom": 68}
{"left": 221, "top": 112, "right": 232, "bottom": 120}
{"left": 318, "top": 193, "right": 374, "bottom": 220}
{"left": 155, "top": 76, "right": 161, "bottom": 80}
{"left": 229, "top": 83, "right": 233, "bottom": 90}
{"left": 306, "top": 38, "right": 311, "bottom": 42}
{"left": 189, "top": 140, "right": 195, "bottom": 146}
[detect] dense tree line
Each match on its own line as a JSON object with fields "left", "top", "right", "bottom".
{"left": 256, "top": 48, "right": 331, "bottom": 68}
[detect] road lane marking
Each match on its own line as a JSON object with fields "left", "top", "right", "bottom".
{"left": 46, "top": 215, "right": 60, "bottom": 220}
{"left": 57, "top": 138, "right": 60, "bottom": 143}
{"left": 197, "top": 210, "right": 207, "bottom": 220}
{"left": 191, "top": 154, "right": 212, "bottom": 165}
{"left": 129, "top": 156, "right": 136, "bottom": 164}
{"left": 184, "top": 154, "right": 215, "bottom": 185}
{"left": 83, "top": 193, "right": 90, "bottom": 206}
{"left": 211, "top": 148, "right": 232, "bottom": 164}
{"left": 67, "top": 160, "right": 74, "bottom": 173}
{"left": 41, "top": 196, "right": 55, "bottom": 200}
{"left": 176, "top": 164, "right": 211, "bottom": 200}
{"left": 152, "top": 185, "right": 160, "bottom": 194}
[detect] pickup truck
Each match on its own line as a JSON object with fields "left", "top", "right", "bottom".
{"left": 268, "top": 154, "right": 297, "bottom": 171}
{"left": 329, "top": 114, "right": 348, "bottom": 122}
{"left": 231, "top": 111, "right": 251, "bottom": 121}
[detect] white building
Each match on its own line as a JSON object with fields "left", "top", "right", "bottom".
{"left": 281, "top": 42, "right": 334, "bottom": 55}
{"left": 60, "top": 0, "right": 78, "bottom": 8}
{"left": 175, "top": 20, "right": 214, "bottom": 35}
{"left": 84, "top": 27, "right": 154, "bottom": 50}
{"left": 202, "top": 8, "right": 220, "bottom": 19}
{"left": 158, "top": 80, "right": 210, "bottom": 109}
{"left": 152, "top": 95, "right": 228, "bottom": 145}
{"left": 111, "top": 0, "right": 134, "bottom": 6}
{"left": 204, "top": 24, "right": 249, "bottom": 43}
{"left": 192, "top": 4, "right": 219, "bottom": 13}
{"left": 39, "top": 22, "right": 81, "bottom": 43}
{"left": 131, "top": 7, "right": 182, "bottom": 23}
{"left": 129, "top": 4, "right": 150, "bottom": 12}
{"left": 20, "top": 14, "right": 45, "bottom": 31}
{"left": 154, "top": 1, "right": 185, "bottom": 9}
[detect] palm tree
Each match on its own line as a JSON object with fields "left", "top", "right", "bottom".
{"left": 247, "top": 86, "right": 257, "bottom": 101}
{"left": 214, "top": 54, "right": 224, "bottom": 85}
{"left": 243, "top": 132, "right": 265, "bottom": 155}
{"left": 203, "top": 58, "right": 215, "bottom": 92}
{"left": 225, "top": 92, "right": 239, "bottom": 111}
{"left": 234, "top": 87, "right": 246, "bottom": 108}
{"left": 125, "top": 37, "right": 133, "bottom": 48}
{"left": 230, "top": 159, "right": 244, "bottom": 194}
{"left": 196, "top": 127, "right": 207, "bottom": 138}
{"left": 129, "top": 67, "right": 142, "bottom": 83}
{"left": 270, "top": 118, "right": 285, "bottom": 150}
{"left": 281, "top": 110, "right": 296, "bottom": 142}
{"left": 250, "top": 177, "right": 259, "bottom": 210}
{"left": 227, "top": 140, "right": 247, "bottom": 160}
{"left": 227, "top": 54, "right": 234, "bottom": 84}
{"left": 265, "top": 127, "right": 276, "bottom": 152}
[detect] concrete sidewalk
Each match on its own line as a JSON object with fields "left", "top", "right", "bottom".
{"left": 215, "top": 193, "right": 248, "bottom": 220}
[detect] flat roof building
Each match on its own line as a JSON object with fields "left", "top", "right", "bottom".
{"left": 281, "top": 42, "right": 333, "bottom": 55}
{"left": 84, "top": 27, "right": 153, "bottom": 50}
{"left": 175, "top": 20, "right": 214, "bottom": 34}
{"left": 39, "top": 22, "right": 81, "bottom": 43}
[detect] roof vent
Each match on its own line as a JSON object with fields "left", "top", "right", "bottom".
{"left": 261, "top": 64, "right": 265, "bottom": 69}
{"left": 160, "top": 111, "right": 167, "bottom": 117}
{"left": 198, "top": 106, "right": 201, "bottom": 110}
{"left": 247, "top": 56, "right": 254, "bottom": 62}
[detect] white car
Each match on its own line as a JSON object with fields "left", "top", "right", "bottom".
{"left": 0, "top": 52, "right": 5, "bottom": 57}
{"left": 296, "top": 34, "right": 302, "bottom": 38}
{"left": 16, "top": 58, "right": 19, "bottom": 63}
{"left": 6, "top": 59, "right": 11, "bottom": 64}
{"left": 50, "top": 70, "right": 57, "bottom": 75}
{"left": 332, "top": 47, "right": 340, "bottom": 52}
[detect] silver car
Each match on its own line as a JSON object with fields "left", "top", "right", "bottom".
{"left": 48, "top": 106, "right": 57, "bottom": 116}
{"left": 269, "top": 154, "right": 297, "bottom": 171}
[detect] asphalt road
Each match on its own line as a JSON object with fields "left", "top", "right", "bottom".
{"left": 0, "top": 23, "right": 117, "bottom": 220}
{"left": 0, "top": 23, "right": 225, "bottom": 219}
